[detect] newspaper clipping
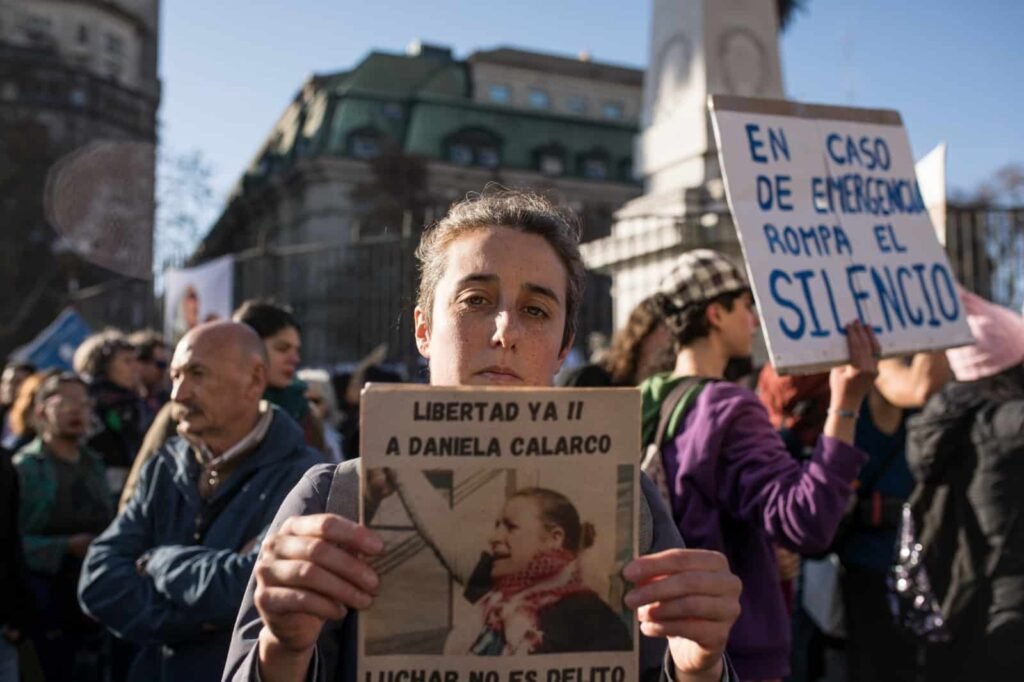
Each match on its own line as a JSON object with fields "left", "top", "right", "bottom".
{"left": 359, "top": 384, "right": 641, "bottom": 682}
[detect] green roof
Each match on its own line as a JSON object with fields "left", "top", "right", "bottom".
{"left": 239, "top": 46, "right": 640, "bottom": 189}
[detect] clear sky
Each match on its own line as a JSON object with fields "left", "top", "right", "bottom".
{"left": 160, "top": 0, "right": 1023, "bottom": 225}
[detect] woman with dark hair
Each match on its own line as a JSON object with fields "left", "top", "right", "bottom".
{"left": 232, "top": 300, "right": 325, "bottom": 452}
{"left": 561, "top": 296, "right": 673, "bottom": 387}
{"left": 387, "top": 469, "right": 631, "bottom": 655}
{"left": 75, "top": 330, "right": 145, "bottom": 497}
{"left": 225, "top": 189, "right": 742, "bottom": 682}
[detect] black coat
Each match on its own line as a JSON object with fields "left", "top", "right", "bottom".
{"left": 0, "top": 450, "right": 34, "bottom": 631}
{"left": 906, "top": 363, "right": 1024, "bottom": 680}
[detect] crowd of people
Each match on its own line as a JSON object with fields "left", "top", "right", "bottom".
{"left": 0, "top": 189, "right": 1022, "bottom": 682}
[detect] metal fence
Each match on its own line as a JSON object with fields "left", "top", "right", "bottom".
{"left": 215, "top": 205, "right": 1024, "bottom": 371}
{"left": 228, "top": 237, "right": 612, "bottom": 374}
{"left": 946, "top": 205, "right": 1024, "bottom": 312}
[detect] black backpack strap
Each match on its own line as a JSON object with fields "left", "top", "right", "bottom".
{"left": 649, "top": 377, "right": 710, "bottom": 451}
{"left": 641, "top": 377, "right": 710, "bottom": 511}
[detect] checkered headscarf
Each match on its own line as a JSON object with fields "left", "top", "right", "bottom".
{"left": 658, "top": 249, "right": 749, "bottom": 312}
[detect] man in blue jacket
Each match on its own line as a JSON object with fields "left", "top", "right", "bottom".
{"left": 78, "top": 321, "right": 322, "bottom": 681}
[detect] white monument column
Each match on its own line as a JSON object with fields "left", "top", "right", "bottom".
{"left": 582, "top": 0, "right": 785, "bottom": 326}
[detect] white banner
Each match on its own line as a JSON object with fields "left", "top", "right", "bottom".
{"left": 915, "top": 142, "right": 948, "bottom": 245}
{"left": 163, "top": 254, "right": 234, "bottom": 344}
{"left": 359, "top": 385, "right": 640, "bottom": 682}
{"left": 709, "top": 96, "right": 973, "bottom": 374}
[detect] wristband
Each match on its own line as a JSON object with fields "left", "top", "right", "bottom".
{"left": 828, "top": 408, "right": 858, "bottom": 420}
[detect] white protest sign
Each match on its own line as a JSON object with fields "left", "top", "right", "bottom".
{"left": 163, "top": 254, "right": 234, "bottom": 344}
{"left": 709, "top": 96, "right": 973, "bottom": 374}
{"left": 359, "top": 384, "right": 640, "bottom": 682}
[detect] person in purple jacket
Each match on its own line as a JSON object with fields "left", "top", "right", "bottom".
{"left": 640, "top": 249, "right": 879, "bottom": 682}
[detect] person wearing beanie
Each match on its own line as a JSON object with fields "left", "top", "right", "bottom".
{"left": 906, "top": 291, "right": 1024, "bottom": 682}
{"left": 640, "top": 249, "right": 879, "bottom": 682}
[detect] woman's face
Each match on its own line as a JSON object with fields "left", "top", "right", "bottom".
{"left": 415, "top": 227, "right": 571, "bottom": 387}
{"left": 265, "top": 326, "right": 301, "bottom": 389}
{"left": 107, "top": 349, "right": 140, "bottom": 390}
{"left": 488, "top": 496, "right": 563, "bottom": 578}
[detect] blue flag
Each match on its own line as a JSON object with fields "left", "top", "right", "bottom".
{"left": 11, "top": 308, "right": 92, "bottom": 371}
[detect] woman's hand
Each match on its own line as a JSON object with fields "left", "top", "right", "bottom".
{"left": 623, "top": 549, "right": 741, "bottom": 682}
{"left": 828, "top": 320, "right": 881, "bottom": 412}
{"left": 254, "top": 514, "right": 383, "bottom": 681}
{"left": 824, "top": 320, "right": 880, "bottom": 445}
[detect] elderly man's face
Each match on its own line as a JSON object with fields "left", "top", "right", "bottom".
{"left": 169, "top": 332, "right": 264, "bottom": 444}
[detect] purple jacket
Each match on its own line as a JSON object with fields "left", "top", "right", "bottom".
{"left": 651, "top": 379, "right": 865, "bottom": 680}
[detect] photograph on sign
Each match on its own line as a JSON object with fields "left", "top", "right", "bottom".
{"left": 708, "top": 96, "right": 973, "bottom": 373}
{"left": 359, "top": 384, "right": 640, "bottom": 682}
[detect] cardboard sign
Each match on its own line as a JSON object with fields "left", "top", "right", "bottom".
{"left": 359, "top": 384, "right": 640, "bottom": 682}
{"left": 709, "top": 96, "right": 973, "bottom": 374}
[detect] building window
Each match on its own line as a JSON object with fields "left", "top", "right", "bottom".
{"left": 22, "top": 14, "right": 52, "bottom": 43}
{"left": 528, "top": 88, "right": 550, "bottom": 109}
{"left": 69, "top": 87, "right": 87, "bottom": 107}
{"left": 488, "top": 84, "right": 510, "bottom": 104}
{"left": 578, "top": 149, "right": 611, "bottom": 180}
{"left": 444, "top": 127, "right": 503, "bottom": 168}
{"left": 347, "top": 126, "right": 385, "bottom": 159}
{"left": 534, "top": 143, "right": 567, "bottom": 177}
{"left": 105, "top": 33, "right": 123, "bottom": 55}
{"left": 583, "top": 159, "right": 609, "bottom": 179}
{"left": 448, "top": 143, "right": 473, "bottom": 166}
{"left": 350, "top": 136, "right": 380, "bottom": 159}
{"left": 602, "top": 101, "right": 624, "bottom": 120}
{"left": 380, "top": 102, "right": 402, "bottom": 120}
{"left": 477, "top": 147, "right": 500, "bottom": 169}
{"left": 539, "top": 154, "right": 564, "bottom": 176}
{"left": 567, "top": 96, "right": 587, "bottom": 115}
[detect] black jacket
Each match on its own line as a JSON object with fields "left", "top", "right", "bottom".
{"left": 906, "top": 364, "right": 1024, "bottom": 679}
{"left": 0, "top": 450, "right": 34, "bottom": 631}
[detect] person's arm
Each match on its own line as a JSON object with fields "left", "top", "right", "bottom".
{"left": 635, "top": 475, "right": 740, "bottom": 682}
{"left": 77, "top": 456, "right": 214, "bottom": 644}
{"left": 141, "top": 541, "right": 262, "bottom": 628}
{"left": 821, "top": 320, "right": 881, "bottom": 445}
{"left": 715, "top": 390, "right": 866, "bottom": 554}
{"left": 223, "top": 462, "right": 380, "bottom": 682}
{"left": 390, "top": 468, "right": 482, "bottom": 584}
{"left": 874, "top": 352, "right": 951, "bottom": 409}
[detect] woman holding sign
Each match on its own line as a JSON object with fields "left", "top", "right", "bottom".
{"left": 224, "top": 190, "right": 743, "bottom": 682}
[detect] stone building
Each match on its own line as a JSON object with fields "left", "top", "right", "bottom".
{"left": 582, "top": 0, "right": 785, "bottom": 327}
{"left": 194, "top": 43, "right": 645, "bottom": 368}
{"left": 0, "top": 0, "right": 160, "bottom": 357}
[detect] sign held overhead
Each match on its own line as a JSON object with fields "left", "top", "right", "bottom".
{"left": 708, "top": 95, "right": 973, "bottom": 374}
